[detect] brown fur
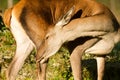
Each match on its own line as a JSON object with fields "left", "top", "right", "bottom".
{"left": 3, "top": 0, "right": 120, "bottom": 80}
{"left": 3, "top": 8, "right": 12, "bottom": 28}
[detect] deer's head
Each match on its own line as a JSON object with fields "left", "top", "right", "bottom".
{"left": 37, "top": 6, "right": 75, "bottom": 63}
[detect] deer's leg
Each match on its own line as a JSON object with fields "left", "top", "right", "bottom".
{"left": 70, "top": 46, "right": 83, "bottom": 80}
{"left": 36, "top": 61, "right": 48, "bottom": 80}
{"left": 70, "top": 38, "right": 99, "bottom": 80}
{"left": 36, "top": 47, "right": 48, "bottom": 80}
{"left": 96, "top": 56, "right": 105, "bottom": 80}
{"left": 85, "top": 36, "right": 114, "bottom": 80}
{"left": 6, "top": 41, "right": 34, "bottom": 80}
{"left": 6, "top": 15, "right": 34, "bottom": 80}
{"left": 85, "top": 35, "right": 114, "bottom": 55}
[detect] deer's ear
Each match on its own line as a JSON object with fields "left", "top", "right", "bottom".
{"left": 56, "top": 6, "right": 75, "bottom": 27}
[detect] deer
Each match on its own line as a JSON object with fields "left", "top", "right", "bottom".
{"left": 3, "top": 0, "right": 120, "bottom": 80}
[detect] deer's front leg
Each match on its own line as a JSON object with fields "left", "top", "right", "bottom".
{"left": 96, "top": 56, "right": 105, "bottom": 80}
{"left": 70, "top": 38, "right": 99, "bottom": 80}
{"left": 85, "top": 34, "right": 115, "bottom": 80}
{"left": 70, "top": 46, "right": 83, "bottom": 80}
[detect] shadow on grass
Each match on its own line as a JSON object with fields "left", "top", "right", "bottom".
{"left": 82, "top": 59, "right": 120, "bottom": 80}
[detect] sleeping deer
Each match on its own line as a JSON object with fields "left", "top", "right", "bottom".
{"left": 3, "top": 0, "right": 120, "bottom": 80}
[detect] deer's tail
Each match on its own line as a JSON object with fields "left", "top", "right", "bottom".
{"left": 3, "top": 8, "right": 13, "bottom": 28}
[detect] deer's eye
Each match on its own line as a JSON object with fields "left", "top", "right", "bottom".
{"left": 45, "top": 35, "right": 49, "bottom": 40}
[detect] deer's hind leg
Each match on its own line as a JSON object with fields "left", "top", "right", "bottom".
{"left": 6, "top": 39, "right": 34, "bottom": 80}
{"left": 69, "top": 37, "right": 99, "bottom": 80}
{"left": 6, "top": 15, "right": 34, "bottom": 80}
{"left": 36, "top": 45, "right": 49, "bottom": 80}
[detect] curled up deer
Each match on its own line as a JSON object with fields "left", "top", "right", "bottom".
{"left": 3, "top": 0, "right": 120, "bottom": 80}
